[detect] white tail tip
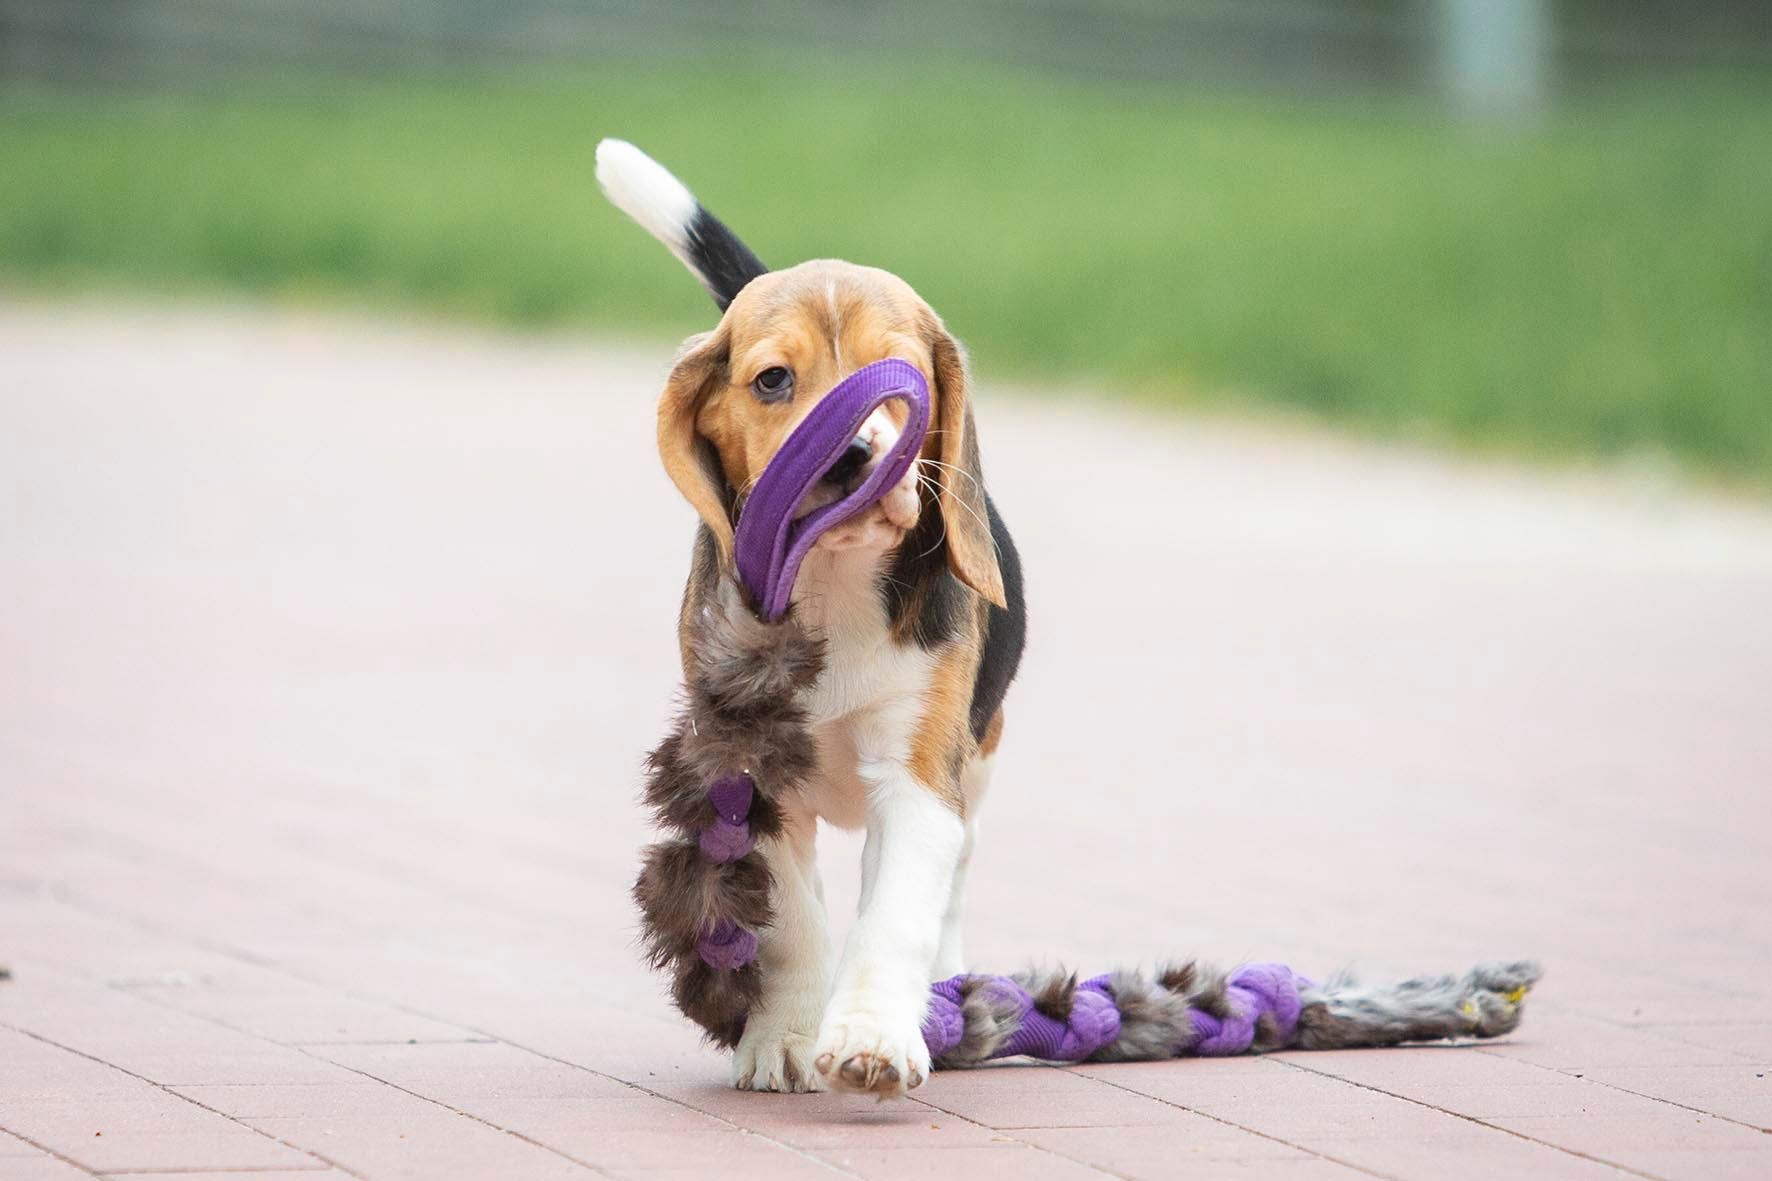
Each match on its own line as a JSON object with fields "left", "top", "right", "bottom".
{"left": 595, "top": 138, "right": 697, "bottom": 256}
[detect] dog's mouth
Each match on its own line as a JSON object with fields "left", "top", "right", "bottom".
{"left": 790, "top": 431, "right": 876, "bottom": 520}
{"left": 784, "top": 402, "right": 920, "bottom": 532}
{"left": 793, "top": 484, "right": 841, "bottom": 520}
{"left": 791, "top": 455, "right": 921, "bottom": 533}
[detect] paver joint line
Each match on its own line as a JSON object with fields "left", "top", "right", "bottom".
{"left": 1, "top": 1022, "right": 345, "bottom": 1178}
{"left": 0, "top": 1126, "right": 107, "bottom": 1179}
{"left": 120, "top": 970, "right": 869, "bottom": 1181}
{"left": 1276, "top": 1058, "right": 1674, "bottom": 1181}
{"left": 1050, "top": 1067, "right": 1395, "bottom": 1180}
{"left": 1470, "top": 1046, "right": 1772, "bottom": 1135}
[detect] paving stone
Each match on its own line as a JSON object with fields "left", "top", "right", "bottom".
{"left": 815, "top": 1142, "right": 1114, "bottom": 1180}
{"left": 1018, "top": 1121, "right": 1313, "bottom": 1175}
{"left": 99, "top": 1173, "right": 347, "bottom": 1181}
{"left": 0, "top": 1029, "right": 325, "bottom": 1174}
{"left": 245, "top": 1111, "right": 600, "bottom": 1180}
{"left": 915, "top": 1065, "right": 1193, "bottom": 1128}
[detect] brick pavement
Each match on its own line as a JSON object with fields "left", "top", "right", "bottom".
{"left": 2, "top": 304, "right": 1769, "bottom": 1179}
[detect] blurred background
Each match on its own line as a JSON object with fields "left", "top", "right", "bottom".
{"left": 2, "top": 0, "right": 1768, "bottom": 481}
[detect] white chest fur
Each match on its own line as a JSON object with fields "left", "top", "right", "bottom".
{"left": 790, "top": 546, "right": 934, "bottom": 831}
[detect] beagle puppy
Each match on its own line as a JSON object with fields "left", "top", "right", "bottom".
{"left": 598, "top": 141, "right": 1026, "bottom": 1097}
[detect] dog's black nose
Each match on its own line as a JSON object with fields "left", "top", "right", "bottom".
{"left": 822, "top": 435, "right": 871, "bottom": 485}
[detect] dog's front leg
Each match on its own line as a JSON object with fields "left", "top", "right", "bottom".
{"left": 815, "top": 759, "right": 964, "bottom": 1097}
{"left": 731, "top": 802, "right": 830, "bottom": 1091}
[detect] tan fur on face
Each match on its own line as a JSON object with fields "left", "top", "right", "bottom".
{"left": 699, "top": 263, "right": 929, "bottom": 499}
{"left": 656, "top": 260, "right": 1005, "bottom": 607}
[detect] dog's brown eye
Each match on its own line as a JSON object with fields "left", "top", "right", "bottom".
{"left": 751, "top": 366, "right": 794, "bottom": 402}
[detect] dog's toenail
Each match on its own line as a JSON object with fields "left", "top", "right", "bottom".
{"left": 880, "top": 1063, "right": 900, "bottom": 1086}
{"left": 840, "top": 1056, "right": 871, "bottom": 1087}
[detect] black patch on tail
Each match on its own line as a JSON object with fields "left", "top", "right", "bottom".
{"left": 688, "top": 207, "right": 769, "bottom": 310}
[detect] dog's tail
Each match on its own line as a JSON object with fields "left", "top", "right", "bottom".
{"left": 595, "top": 139, "right": 769, "bottom": 311}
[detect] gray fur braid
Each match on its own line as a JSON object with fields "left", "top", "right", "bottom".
{"left": 632, "top": 578, "right": 823, "bottom": 1047}
{"left": 1292, "top": 960, "right": 1543, "bottom": 1049}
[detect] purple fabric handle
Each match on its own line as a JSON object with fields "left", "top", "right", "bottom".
{"left": 733, "top": 358, "right": 931, "bottom": 620}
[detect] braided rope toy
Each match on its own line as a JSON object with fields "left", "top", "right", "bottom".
{"left": 634, "top": 359, "right": 1540, "bottom": 1067}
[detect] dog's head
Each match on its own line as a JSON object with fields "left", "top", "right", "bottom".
{"left": 657, "top": 259, "right": 1005, "bottom": 608}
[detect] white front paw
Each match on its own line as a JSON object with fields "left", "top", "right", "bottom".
{"left": 814, "top": 1001, "right": 931, "bottom": 1097}
{"left": 731, "top": 1021, "right": 822, "bottom": 1093}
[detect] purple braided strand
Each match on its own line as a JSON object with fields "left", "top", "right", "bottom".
{"left": 921, "top": 966, "right": 1306, "bottom": 1063}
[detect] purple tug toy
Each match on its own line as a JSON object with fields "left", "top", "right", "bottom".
{"left": 633, "top": 358, "right": 1540, "bottom": 1071}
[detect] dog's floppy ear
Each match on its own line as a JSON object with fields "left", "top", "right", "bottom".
{"left": 924, "top": 314, "right": 1007, "bottom": 608}
{"left": 657, "top": 327, "right": 737, "bottom": 565}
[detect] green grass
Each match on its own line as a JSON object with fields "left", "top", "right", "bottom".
{"left": 3, "top": 63, "right": 1769, "bottom": 479}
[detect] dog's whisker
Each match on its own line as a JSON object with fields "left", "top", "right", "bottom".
{"left": 920, "top": 457, "right": 986, "bottom": 498}
{"left": 913, "top": 473, "right": 952, "bottom": 561}
{"left": 920, "top": 467, "right": 993, "bottom": 548}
